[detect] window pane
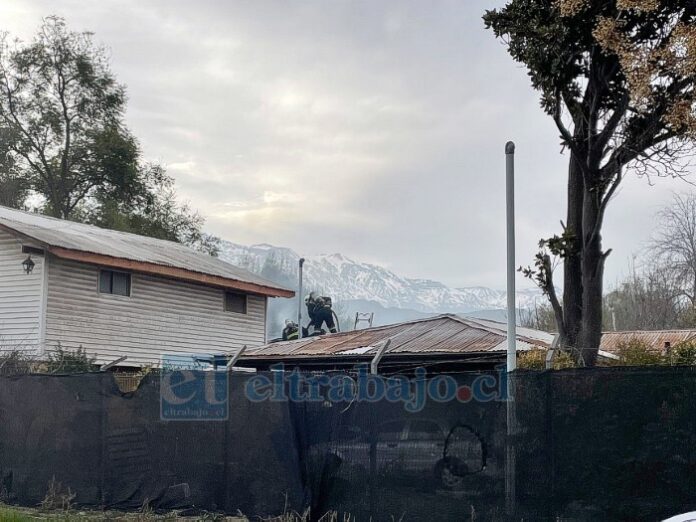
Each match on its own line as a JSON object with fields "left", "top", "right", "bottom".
{"left": 99, "top": 270, "right": 112, "bottom": 294}
{"left": 112, "top": 272, "right": 131, "bottom": 296}
{"left": 225, "top": 292, "right": 247, "bottom": 314}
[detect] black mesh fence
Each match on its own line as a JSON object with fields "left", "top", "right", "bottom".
{"left": 291, "top": 369, "right": 508, "bottom": 520}
{"left": 0, "top": 366, "right": 695, "bottom": 520}
{"left": 513, "top": 366, "right": 696, "bottom": 521}
{"left": 0, "top": 372, "right": 303, "bottom": 515}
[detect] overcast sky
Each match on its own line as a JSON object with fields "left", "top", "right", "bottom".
{"left": 1, "top": 0, "right": 689, "bottom": 289}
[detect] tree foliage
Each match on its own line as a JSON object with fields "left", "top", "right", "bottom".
{"left": 616, "top": 338, "right": 666, "bottom": 366}
{"left": 522, "top": 263, "right": 696, "bottom": 333}
{"left": 0, "top": 17, "right": 219, "bottom": 255}
{"left": 600, "top": 194, "right": 696, "bottom": 331}
{"left": 651, "top": 192, "right": 696, "bottom": 305}
{"left": 519, "top": 300, "right": 559, "bottom": 332}
{"left": 604, "top": 259, "right": 686, "bottom": 330}
{"left": 672, "top": 340, "right": 696, "bottom": 365}
{"left": 45, "top": 344, "right": 96, "bottom": 374}
{"left": 486, "top": 0, "right": 696, "bottom": 365}
{"left": 89, "top": 164, "right": 220, "bottom": 255}
{"left": 0, "top": 17, "right": 129, "bottom": 218}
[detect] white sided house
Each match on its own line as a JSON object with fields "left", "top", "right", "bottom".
{"left": 0, "top": 205, "right": 294, "bottom": 366}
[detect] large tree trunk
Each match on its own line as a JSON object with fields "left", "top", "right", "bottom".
{"left": 576, "top": 183, "right": 605, "bottom": 366}
{"left": 562, "top": 154, "right": 585, "bottom": 352}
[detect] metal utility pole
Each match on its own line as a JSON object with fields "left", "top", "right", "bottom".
{"left": 297, "top": 258, "right": 305, "bottom": 339}
{"left": 506, "top": 141, "right": 517, "bottom": 372}
{"left": 505, "top": 141, "right": 517, "bottom": 517}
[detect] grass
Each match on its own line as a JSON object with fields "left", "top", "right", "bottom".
{"left": 0, "top": 504, "right": 249, "bottom": 521}
{"left": 0, "top": 504, "right": 354, "bottom": 522}
{"left": 0, "top": 505, "right": 32, "bottom": 522}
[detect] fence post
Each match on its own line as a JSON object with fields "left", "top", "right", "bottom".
{"left": 222, "top": 345, "right": 246, "bottom": 511}
{"left": 368, "top": 340, "right": 390, "bottom": 517}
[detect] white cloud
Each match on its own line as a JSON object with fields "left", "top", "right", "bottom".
{"left": 0, "top": 0, "right": 690, "bottom": 289}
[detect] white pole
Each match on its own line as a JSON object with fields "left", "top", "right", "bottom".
{"left": 506, "top": 141, "right": 517, "bottom": 371}
{"left": 297, "top": 258, "right": 305, "bottom": 339}
{"left": 505, "top": 141, "right": 517, "bottom": 517}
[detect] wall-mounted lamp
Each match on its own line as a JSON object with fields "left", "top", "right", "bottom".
{"left": 22, "top": 255, "right": 35, "bottom": 274}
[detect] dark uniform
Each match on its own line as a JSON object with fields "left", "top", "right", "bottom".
{"left": 282, "top": 321, "right": 299, "bottom": 341}
{"left": 306, "top": 294, "right": 337, "bottom": 334}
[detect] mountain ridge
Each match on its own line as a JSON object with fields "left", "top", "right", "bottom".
{"left": 218, "top": 241, "right": 541, "bottom": 314}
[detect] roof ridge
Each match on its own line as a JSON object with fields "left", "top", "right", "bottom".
{"left": 448, "top": 315, "right": 509, "bottom": 336}
{"left": 0, "top": 205, "right": 189, "bottom": 248}
{"left": 276, "top": 314, "right": 548, "bottom": 346}
{"left": 0, "top": 205, "right": 293, "bottom": 296}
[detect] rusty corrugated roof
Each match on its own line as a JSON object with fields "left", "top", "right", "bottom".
{"left": 600, "top": 330, "right": 696, "bottom": 354}
{"left": 244, "top": 315, "right": 554, "bottom": 359}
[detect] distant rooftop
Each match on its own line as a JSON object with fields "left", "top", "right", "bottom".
{"left": 0, "top": 205, "right": 293, "bottom": 297}
{"left": 600, "top": 329, "right": 696, "bottom": 354}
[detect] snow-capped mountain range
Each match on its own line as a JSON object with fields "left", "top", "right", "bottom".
{"left": 218, "top": 241, "right": 541, "bottom": 314}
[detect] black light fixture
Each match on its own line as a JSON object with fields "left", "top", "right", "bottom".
{"left": 22, "top": 255, "right": 35, "bottom": 275}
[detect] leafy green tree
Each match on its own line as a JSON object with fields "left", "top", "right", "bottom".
{"left": 486, "top": 1, "right": 696, "bottom": 365}
{"left": 90, "top": 165, "right": 221, "bottom": 256}
{"left": 0, "top": 166, "right": 29, "bottom": 209}
{"left": 0, "top": 16, "right": 130, "bottom": 218}
{"left": 0, "top": 17, "right": 219, "bottom": 255}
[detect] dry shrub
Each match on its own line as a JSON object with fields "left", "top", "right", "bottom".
{"left": 553, "top": 351, "right": 576, "bottom": 369}
{"left": 0, "top": 350, "right": 37, "bottom": 376}
{"left": 616, "top": 338, "right": 665, "bottom": 366}
{"left": 518, "top": 349, "right": 577, "bottom": 370}
{"left": 45, "top": 344, "right": 97, "bottom": 374}
{"left": 40, "top": 476, "right": 75, "bottom": 511}
{"left": 518, "top": 349, "right": 547, "bottom": 370}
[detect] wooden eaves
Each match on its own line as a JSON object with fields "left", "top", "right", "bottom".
{"left": 50, "top": 247, "right": 295, "bottom": 298}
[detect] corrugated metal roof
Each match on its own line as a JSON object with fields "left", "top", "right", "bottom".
{"left": 0, "top": 205, "right": 292, "bottom": 296}
{"left": 600, "top": 330, "right": 696, "bottom": 354}
{"left": 244, "top": 315, "right": 554, "bottom": 359}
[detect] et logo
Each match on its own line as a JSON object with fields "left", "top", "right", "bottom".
{"left": 160, "top": 355, "right": 228, "bottom": 421}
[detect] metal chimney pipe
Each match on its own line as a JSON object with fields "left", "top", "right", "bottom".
{"left": 297, "top": 258, "right": 305, "bottom": 339}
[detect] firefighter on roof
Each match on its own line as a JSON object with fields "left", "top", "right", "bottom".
{"left": 282, "top": 319, "right": 299, "bottom": 341}
{"left": 306, "top": 291, "right": 338, "bottom": 334}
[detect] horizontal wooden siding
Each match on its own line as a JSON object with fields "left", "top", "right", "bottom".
{"left": 0, "top": 229, "right": 44, "bottom": 353}
{"left": 45, "top": 257, "right": 267, "bottom": 366}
